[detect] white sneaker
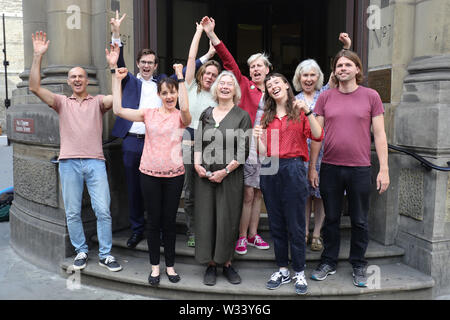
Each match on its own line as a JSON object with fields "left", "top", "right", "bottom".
{"left": 73, "top": 252, "right": 88, "bottom": 270}
{"left": 294, "top": 272, "right": 308, "bottom": 295}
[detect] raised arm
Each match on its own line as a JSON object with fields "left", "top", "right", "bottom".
{"left": 185, "top": 23, "right": 204, "bottom": 86}
{"left": 339, "top": 32, "right": 352, "bottom": 50}
{"left": 201, "top": 16, "right": 220, "bottom": 46}
{"left": 112, "top": 68, "right": 145, "bottom": 122}
{"left": 201, "top": 16, "right": 244, "bottom": 82}
{"left": 29, "top": 31, "right": 56, "bottom": 107}
{"left": 174, "top": 64, "right": 191, "bottom": 127}
{"left": 110, "top": 10, "right": 127, "bottom": 69}
{"left": 327, "top": 33, "right": 352, "bottom": 89}
{"left": 102, "top": 42, "right": 122, "bottom": 110}
{"left": 111, "top": 10, "right": 126, "bottom": 40}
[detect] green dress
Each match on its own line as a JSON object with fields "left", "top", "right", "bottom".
{"left": 194, "top": 105, "right": 252, "bottom": 264}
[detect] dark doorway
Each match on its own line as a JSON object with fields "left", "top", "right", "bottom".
{"left": 138, "top": 0, "right": 364, "bottom": 89}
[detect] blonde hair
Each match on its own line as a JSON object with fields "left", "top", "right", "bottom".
{"left": 211, "top": 71, "right": 241, "bottom": 105}
{"left": 292, "top": 59, "right": 324, "bottom": 92}
{"left": 247, "top": 52, "right": 272, "bottom": 69}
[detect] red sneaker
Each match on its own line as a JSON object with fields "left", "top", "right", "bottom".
{"left": 235, "top": 237, "right": 248, "bottom": 255}
{"left": 247, "top": 234, "right": 270, "bottom": 250}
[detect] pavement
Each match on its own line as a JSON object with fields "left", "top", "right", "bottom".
{"left": 1, "top": 142, "right": 450, "bottom": 301}
{"left": 0, "top": 143, "right": 152, "bottom": 300}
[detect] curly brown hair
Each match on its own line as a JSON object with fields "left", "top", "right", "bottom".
{"left": 260, "top": 73, "right": 300, "bottom": 129}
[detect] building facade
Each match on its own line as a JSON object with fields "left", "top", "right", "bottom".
{"left": 0, "top": 0, "right": 24, "bottom": 134}
{"left": 6, "top": 0, "right": 450, "bottom": 296}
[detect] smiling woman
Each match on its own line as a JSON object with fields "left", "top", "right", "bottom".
{"left": 201, "top": 16, "right": 272, "bottom": 257}
{"left": 253, "top": 73, "right": 323, "bottom": 295}
{"left": 193, "top": 70, "right": 251, "bottom": 286}
{"left": 111, "top": 61, "right": 190, "bottom": 286}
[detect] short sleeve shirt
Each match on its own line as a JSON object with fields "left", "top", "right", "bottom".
{"left": 139, "top": 108, "right": 187, "bottom": 177}
{"left": 52, "top": 94, "right": 107, "bottom": 161}
{"left": 261, "top": 113, "right": 324, "bottom": 160}
{"left": 186, "top": 81, "right": 218, "bottom": 130}
{"left": 314, "top": 86, "right": 385, "bottom": 167}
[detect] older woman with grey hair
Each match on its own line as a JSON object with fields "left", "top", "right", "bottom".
{"left": 201, "top": 16, "right": 271, "bottom": 257}
{"left": 293, "top": 33, "right": 351, "bottom": 252}
{"left": 194, "top": 70, "right": 252, "bottom": 286}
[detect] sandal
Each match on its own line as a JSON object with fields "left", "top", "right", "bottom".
{"left": 305, "top": 234, "right": 312, "bottom": 245}
{"left": 310, "top": 236, "right": 323, "bottom": 251}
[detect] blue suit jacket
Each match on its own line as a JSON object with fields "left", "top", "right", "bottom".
{"left": 111, "top": 47, "right": 203, "bottom": 138}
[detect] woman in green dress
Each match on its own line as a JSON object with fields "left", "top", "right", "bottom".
{"left": 194, "top": 71, "right": 252, "bottom": 286}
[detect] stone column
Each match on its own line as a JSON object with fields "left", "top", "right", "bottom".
{"left": 7, "top": 0, "right": 130, "bottom": 271}
{"left": 390, "top": 0, "right": 450, "bottom": 296}
{"left": 367, "top": 0, "right": 416, "bottom": 246}
{"left": 394, "top": 54, "right": 450, "bottom": 296}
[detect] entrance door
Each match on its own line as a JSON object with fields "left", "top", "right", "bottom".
{"left": 136, "top": 0, "right": 366, "bottom": 86}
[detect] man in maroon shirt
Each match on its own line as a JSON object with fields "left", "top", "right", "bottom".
{"left": 309, "top": 49, "right": 389, "bottom": 287}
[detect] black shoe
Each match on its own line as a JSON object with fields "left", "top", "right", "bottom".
{"left": 127, "top": 233, "right": 144, "bottom": 248}
{"left": 166, "top": 271, "right": 181, "bottom": 283}
{"left": 223, "top": 265, "right": 241, "bottom": 285}
{"left": 203, "top": 265, "right": 217, "bottom": 286}
{"left": 99, "top": 255, "right": 123, "bottom": 272}
{"left": 148, "top": 273, "right": 160, "bottom": 286}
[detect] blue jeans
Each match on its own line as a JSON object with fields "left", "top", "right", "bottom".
{"left": 59, "top": 159, "right": 112, "bottom": 259}
{"left": 260, "top": 157, "right": 308, "bottom": 272}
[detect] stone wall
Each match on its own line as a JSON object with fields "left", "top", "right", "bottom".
{"left": 0, "top": 0, "right": 24, "bottom": 134}
{"left": 367, "top": 0, "right": 450, "bottom": 296}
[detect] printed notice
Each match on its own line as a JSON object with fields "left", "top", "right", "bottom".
{"left": 14, "top": 118, "right": 35, "bottom": 134}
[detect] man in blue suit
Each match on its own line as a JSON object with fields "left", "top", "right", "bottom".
{"left": 110, "top": 12, "right": 215, "bottom": 248}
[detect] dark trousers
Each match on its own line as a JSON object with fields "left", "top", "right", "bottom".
{"left": 122, "top": 135, "right": 145, "bottom": 235}
{"left": 140, "top": 173, "right": 184, "bottom": 267}
{"left": 182, "top": 142, "right": 195, "bottom": 236}
{"left": 319, "top": 163, "right": 372, "bottom": 269}
{"left": 260, "top": 158, "right": 308, "bottom": 272}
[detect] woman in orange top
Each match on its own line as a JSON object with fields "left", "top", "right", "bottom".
{"left": 112, "top": 64, "right": 190, "bottom": 286}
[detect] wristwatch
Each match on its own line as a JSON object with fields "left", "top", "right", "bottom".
{"left": 224, "top": 167, "right": 230, "bottom": 175}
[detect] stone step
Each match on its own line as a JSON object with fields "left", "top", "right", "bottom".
{"left": 60, "top": 250, "right": 434, "bottom": 300}
{"left": 100, "top": 228, "right": 405, "bottom": 268}
{"left": 175, "top": 208, "right": 352, "bottom": 234}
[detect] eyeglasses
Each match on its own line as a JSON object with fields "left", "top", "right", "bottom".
{"left": 139, "top": 60, "right": 156, "bottom": 66}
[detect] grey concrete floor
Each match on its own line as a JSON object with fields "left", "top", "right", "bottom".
{"left": 0, "top": 144, "right": 151, "bottom": 300}
{"left": 0, "top": 143, "right": 13, "bottom": 192}
{"left": 0, "top": 221, "right": 153, "bottom": 300}
{"left": 1, "top": 143, "right": 450, "bottom": 301}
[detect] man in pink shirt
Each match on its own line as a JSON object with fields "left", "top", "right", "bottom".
{"left": 309, "top": 49, "right": 389, "bottom": 287}
{"left": 29, "top": 31, "right": 122, "bottom": 272}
